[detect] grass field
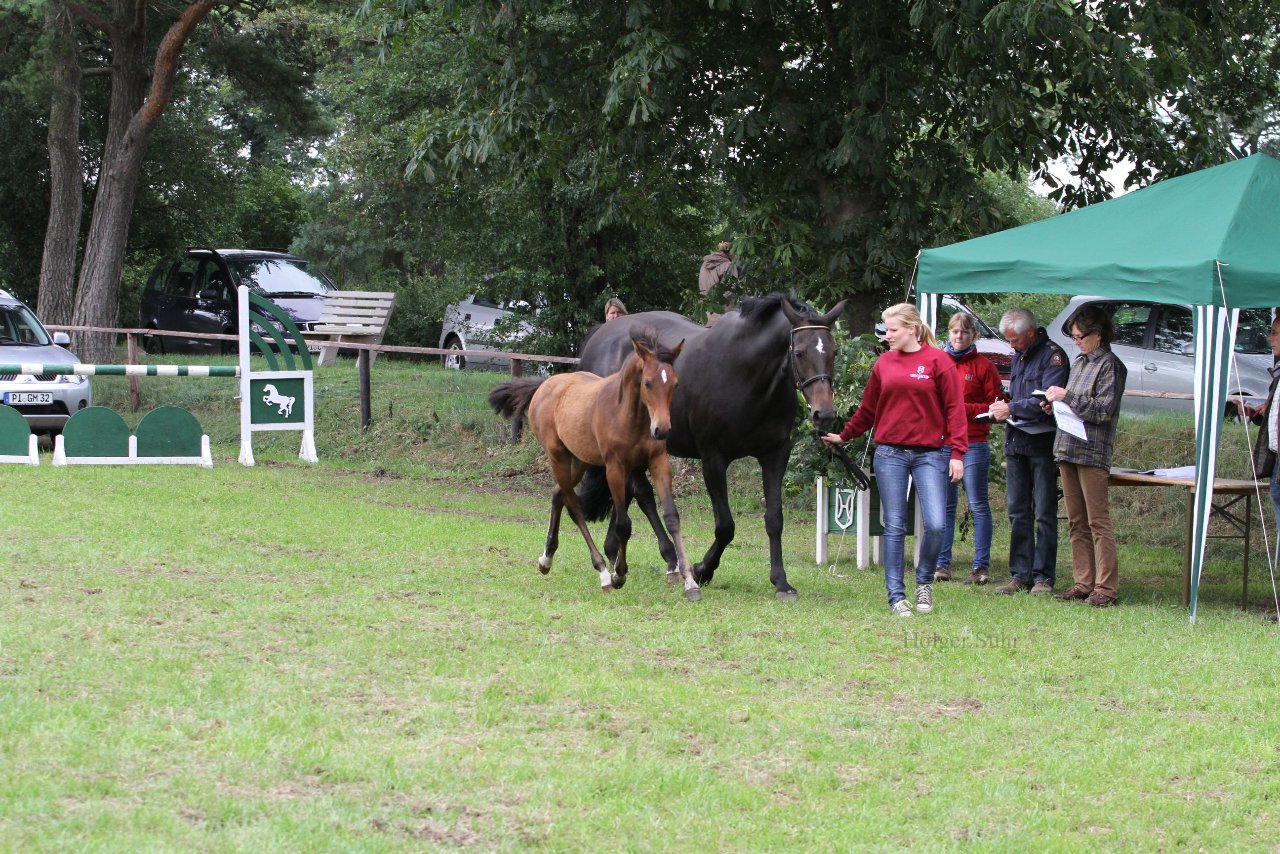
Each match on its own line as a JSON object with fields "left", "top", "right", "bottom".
{"left": 4, "top": 356, "right": 1280, "bottom": 850}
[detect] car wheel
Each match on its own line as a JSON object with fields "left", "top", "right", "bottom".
{"left": 142, "top": 329, "right": 164, "bottom": 355}
{"left": 442, "top": 336, "right": 466, "bottom": 370}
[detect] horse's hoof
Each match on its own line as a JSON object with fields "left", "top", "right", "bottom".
{"left": 685, "top": 587, "right": 702, "bottom": 602}
{"left": 665, "top": 571, "right": 680, "bottom": 585}
{"left": 537, "top": 556, "right": 552, "bottom": 575}
{"left": 692, "top": 564, "right": 714, "bottom": 586}
{"left": 601, "top": 584, "right": 613, "bottom": 593}
{"left": 776, "top": 589, "right": 798, "bottom": 601}
{"left": 611, "top": 573, "right": 627, "bottom": 590}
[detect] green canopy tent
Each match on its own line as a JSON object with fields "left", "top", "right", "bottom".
{"left": 916, "top": 153, "right": 1280, "bottom": 622}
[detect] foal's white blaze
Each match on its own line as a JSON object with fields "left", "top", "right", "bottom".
{"left": 816, "top": 339, "right": 824, "bottom": 354}
{"left": 660, "top": 368, "right": 668, "bottom": 384}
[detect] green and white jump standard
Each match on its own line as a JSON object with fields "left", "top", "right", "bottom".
{"left": 237, "top": 285, "right": 317, "bottom": 466}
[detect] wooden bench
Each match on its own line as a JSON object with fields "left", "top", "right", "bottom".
{"left": 310, "top": 291, "right": 396, "bottom": 367}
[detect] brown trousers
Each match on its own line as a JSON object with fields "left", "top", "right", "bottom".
{"left": 1058, "top": 462, "right": 1119, "bottom": 598}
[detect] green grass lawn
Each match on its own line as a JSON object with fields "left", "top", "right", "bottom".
{"left": 4, "top": 355, "right": 1279, "bottom": 850}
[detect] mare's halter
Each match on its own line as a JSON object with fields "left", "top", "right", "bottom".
{"left": 790, "top": 324, "right": 835, "bottom": 391}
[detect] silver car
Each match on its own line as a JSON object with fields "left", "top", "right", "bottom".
{"left": 0, "top": 289, "right": 93, "bottom": 433}
{"left": 1046, "top": 295, "right": 1275, "bottom": 415}
{"left": 438, "top": 294, "right": 534, "bottom": 370}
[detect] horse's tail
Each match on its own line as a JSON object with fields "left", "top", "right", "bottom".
{"left": 488, "top": 377, "right": 545, "bottom": 443}
{"left": 576, "top": 465, "right": 614, "bottom": 522}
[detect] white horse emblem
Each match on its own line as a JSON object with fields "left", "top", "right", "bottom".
{"left": 262, "top": 384, "right": 295, "bottom": 418}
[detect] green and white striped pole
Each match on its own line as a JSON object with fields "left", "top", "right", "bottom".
{"left": 0, "top": 364, "right": 239, "bottom": 377}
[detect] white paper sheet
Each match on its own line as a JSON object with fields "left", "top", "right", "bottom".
{"left": 1051, "top": 400, "right": 1088, "bottom": 440}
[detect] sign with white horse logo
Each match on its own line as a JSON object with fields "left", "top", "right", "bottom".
{"left": 250, "top": 379, "right": 304, "bottom": 424}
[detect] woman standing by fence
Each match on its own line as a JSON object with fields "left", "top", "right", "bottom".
{"left": 822, "top": 303, "right": 967, "bottom": 617}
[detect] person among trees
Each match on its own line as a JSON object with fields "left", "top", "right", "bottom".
{"left": 821, "top": 303, "right": 967, "bottom": 617}
{"left": 698, "top": 241, "right": 743, "bottom": 324}
{"left": 1043, "top": 304, "right": 1128, "bottom": 607}
{"left": 604, "top": 297, "right": 628, "bottom": 322}
{"left": 698, "top": 240, "right": 735, "bottom": 295}
{"left": 935, "top": 311, "right": 1006, "bottom": 585}
{"left": 988, "top": 307, "right": 1069, "bottom": 597}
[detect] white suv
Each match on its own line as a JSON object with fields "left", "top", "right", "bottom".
{"left": 438, "top": 294, "right": 534, "bottom": 370}
{"left": 0, "top": 289, "right": 93, "bottom": 433}
{"left": 1046, "top": 296, "right": 1275, "bottom": 415}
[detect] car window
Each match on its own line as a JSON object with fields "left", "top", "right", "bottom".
{"left": 144, "top": 264, "right": 168, "bottom": 296}
{"left": 1236, "top": 309, "right": 1275, "bottom": 354}
{"left": 197, "top": 260, "right": 231, "bottom": 300}
{"left": 167, "top": 259, "right": 201, "bottom": 298}
{"left": 0, "top": 303, "right": 52, "bottom": 346}
{"left": 1107, "top": 303, "right": 1152, "bottom": 348}
{"left": 1152, "top": 306, "right": 1193, "bottom": 355}
{"left": 227, "top": 258, "right": 332, "bottom": 296}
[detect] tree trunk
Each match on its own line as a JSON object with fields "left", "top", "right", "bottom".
{"left": 37, "top": 4, "right": 83, "bottom": 326}
{"left": 69, "top": 0, "right": 217, "bottom": 363}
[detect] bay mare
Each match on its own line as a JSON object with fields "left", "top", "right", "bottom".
{"left": 577, "top": 293, "right": 847, "bottom": 600}
{"left": 489, "top": 330, "right": 702, "bottom": 600}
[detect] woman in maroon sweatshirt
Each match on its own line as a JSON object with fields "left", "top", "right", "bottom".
{"left": 822, "top": 303, "right": 967, "bottom": 616}
{"left": 935, "top": 311, "right": 1006, "bottom": 585}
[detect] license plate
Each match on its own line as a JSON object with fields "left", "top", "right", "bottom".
{"left": 306, "top": 343, "right": 322, "bottom": 354}
{"left": 4, "top": 392, "right": 52, "bottom": 405}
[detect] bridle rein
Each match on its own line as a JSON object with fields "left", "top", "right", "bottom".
{"left": 789, "top": 324, "right": 835, "bottom": 392}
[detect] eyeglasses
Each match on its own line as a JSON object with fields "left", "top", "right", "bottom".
{"left": 1070, "top": 332, "right": 1091, "bottom": 341}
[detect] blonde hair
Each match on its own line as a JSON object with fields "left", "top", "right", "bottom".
{"left": 947, "top": 311, "right": 979, "bottom": 336}
{"left": 882, "top": 302, "right": 937, "bottom": 348}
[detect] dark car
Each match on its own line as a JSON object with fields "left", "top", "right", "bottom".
{"left": 139, "top": 248, "right": 335, "bottom": 354}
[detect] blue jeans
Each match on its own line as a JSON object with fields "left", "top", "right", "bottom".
{"left": 874, "top": 444, "right": 950, "bottom": 606}
{"left": 938, "top": 441, "right": 992, "bottom": 571}
{"left": 1005, "top": 452, "right": 1059, "bottom": 586}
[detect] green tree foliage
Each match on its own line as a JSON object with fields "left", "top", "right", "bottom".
{"left": 0, "top": 0, "right": 331, "bottom": 344}
{"left": 382, "top": 0, "right": 1280, "bottom": 333}
{"left": 299, "top": 3, "right": 713, "bottom": 355}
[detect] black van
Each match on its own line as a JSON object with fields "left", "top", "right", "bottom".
{"left": 139, "top": 248, "right": 335, "bottom": 354}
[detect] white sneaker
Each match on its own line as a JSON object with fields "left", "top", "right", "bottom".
{"left": 891, "top": 599, "right": 913, "bottom": 617}
{"left": 915, "top": 584, "right": 934, "bottom": 614}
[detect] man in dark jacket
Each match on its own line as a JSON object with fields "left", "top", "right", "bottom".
{"left": 989, "top": 307, "right": 1070, "bottom": 595}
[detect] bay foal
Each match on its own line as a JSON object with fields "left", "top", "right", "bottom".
{"left": 489, "top": 330, "right": 699, "bottom": 600}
